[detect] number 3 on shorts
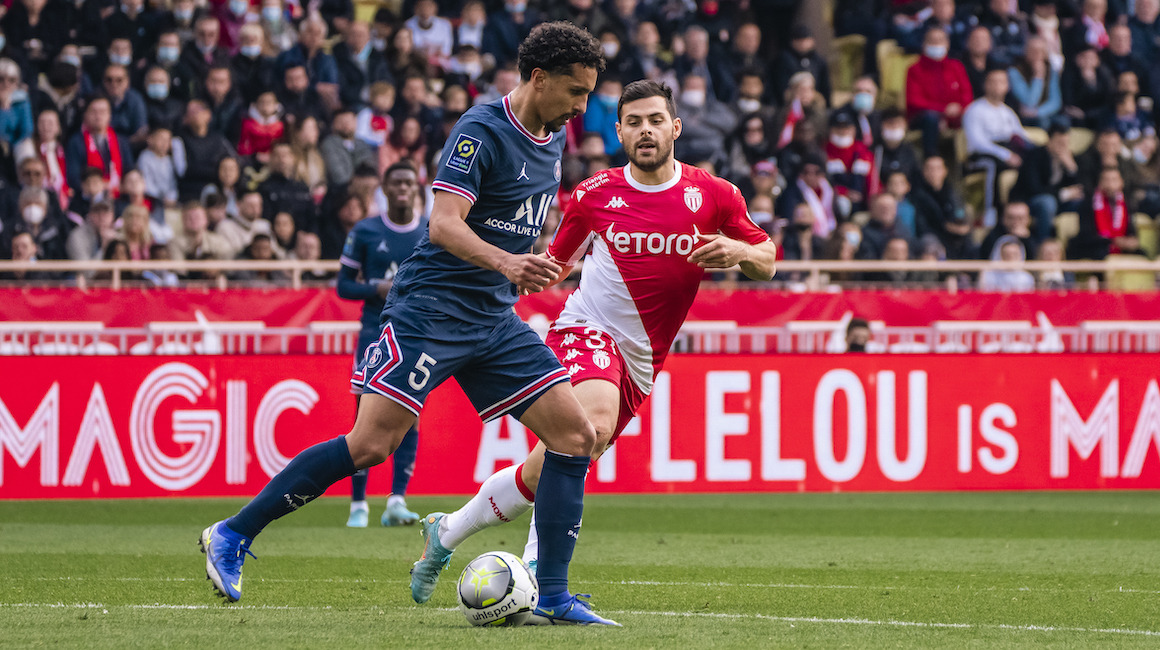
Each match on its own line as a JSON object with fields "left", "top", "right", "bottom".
{"left": 409, "top": 353, "right": 438, "bottom": 390}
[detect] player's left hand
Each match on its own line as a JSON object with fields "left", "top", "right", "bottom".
{"left": 688, "top": 232, "right": 748, "bottom": 269}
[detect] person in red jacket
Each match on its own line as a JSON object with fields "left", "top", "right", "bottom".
{"left": 824, "top": 111, "right": 875, "bottom": 214}
{"left": 236, "top": 91, "right": 284, "bottom": 164}
{"left": 906, "top": 27, "right": 975, "bottom": 156}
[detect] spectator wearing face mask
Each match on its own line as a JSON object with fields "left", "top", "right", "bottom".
{"left": 872, "top": 108, "right": 920, "bottom": 189}
{"left": 139, "top": 32, "right": 190, "bottom": 101}
{"left": 674, "top": 73, "right": 736, "bottom": 171}
{"left": 13, "top": 186, "right": 68, "bottom": 261}
{"left": 231, "top": 23, "right": 277, "bottom": 105}
{"left": 214, "top": 0, "right": 254, "bottom": 54}
{"left": 824, "top": 111, "right": 875, "bottom": 215}
{"left": 781, "top": 202, "right": 828, "bottom": 262}
{"left": 835, "top": 76, "right": 881, "bottom": 149}
{"left": 107, "top": 0, "right": 152, "bottom": 54}
{"left": 907, "top": 26, "right": 974, "bottom": 156}
{"left": 584, "top": 77, "right": 624, "bottom": 159}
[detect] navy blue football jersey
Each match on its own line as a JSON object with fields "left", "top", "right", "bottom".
{"left": 385, "top": 95, "right": 565, "bottom": 323}
{"left": 339, "top": 213, "right": 428, "bottom": 333}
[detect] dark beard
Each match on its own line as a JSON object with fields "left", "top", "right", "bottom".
{"left": 628, "top": 140, "right": 672, "bottom": 172}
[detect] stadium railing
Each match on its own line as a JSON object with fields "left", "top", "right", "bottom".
{"left": 0, "top": 258, "right": 1158, "bottom": 291}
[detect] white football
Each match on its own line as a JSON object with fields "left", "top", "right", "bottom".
{"left": 456, "top": 551, "right": 539, "bottom": 627}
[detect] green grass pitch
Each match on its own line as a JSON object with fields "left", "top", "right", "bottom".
{"left": 2, "top": 492, "right": 1160, "bottom": 648}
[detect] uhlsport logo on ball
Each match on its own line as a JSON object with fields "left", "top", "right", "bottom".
{"left": 456, "top": 551, "right": 538, "bottom": 627}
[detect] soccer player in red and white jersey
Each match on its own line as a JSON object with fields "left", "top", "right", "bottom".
{"left": 411, "top": 81, "right": 776, "bottom": 618}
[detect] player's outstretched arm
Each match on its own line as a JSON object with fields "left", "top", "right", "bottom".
{"left": 429, "top": 191, "right": 562, "bottom": 293}
{"left": 687, "top": 233, "right": 777, "bottom": 281}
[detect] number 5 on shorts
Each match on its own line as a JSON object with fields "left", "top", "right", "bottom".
{"left": 409, "top": 353, "right": 437, "bottom": 390}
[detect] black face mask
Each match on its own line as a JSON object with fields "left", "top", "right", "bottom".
{"left": 795, "top": 222, "right": 812, "bottom": 232}
{"left": 847, "top": 342, "right": 866, "bottom": 353}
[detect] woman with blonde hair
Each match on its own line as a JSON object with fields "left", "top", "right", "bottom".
{"left": 290, "top": 115, "right": 328, "bottom": 202}
{"left": 119, "top": 204, "right": 154, "bottom": 261}
{"left": 0, "top": 58, "right": 33, "bottom": 148}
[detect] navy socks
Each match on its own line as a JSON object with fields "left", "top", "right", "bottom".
{"left": 228, "top": 436, "right": 356, "bottom": 539}
{"left": 391, "top": 425, "right": 419, "bottom": 496}
{"left": 534, "top": 450, "right": 590, "bottom": 600}
{"left": 351, "top": 469, "right": 369, "bottom": 502}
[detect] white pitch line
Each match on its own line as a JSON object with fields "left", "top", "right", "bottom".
{"left": 598, "top": 610, "right": 1160, "bottom": 638}
{"left": 10, "top": 576, "right": 1160, "bottom": 596}
{"left": 2, "top": 603, "right": 1158, "bottom": 637}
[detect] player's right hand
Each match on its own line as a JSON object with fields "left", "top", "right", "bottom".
{"left": 502, "top": 253, "right": 561, "bottom": 294}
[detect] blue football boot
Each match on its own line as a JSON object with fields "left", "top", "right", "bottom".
{"left": 199, "top": 521, "right": 255, "bottom": 602}
{"left": 409, "top": 513, "right": 454, "bottom": 603}
{"left": 529, "top": 593, "right": 621, "bottom": 626}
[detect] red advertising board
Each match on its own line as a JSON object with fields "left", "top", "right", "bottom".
{"left": 2, "top": 355, "right": 1158, "bottom": 498}
{"left": 3, "top": 287, "right": 1160, "bottom": 329}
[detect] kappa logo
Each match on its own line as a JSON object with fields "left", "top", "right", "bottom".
{"left": 592, "top": 349, "right": 611, "bottom": 370}
{"left": 684, "top": 186, "right": 703, "bottom": 212}
{"left": 562, "top": 348, "right": 582, "bottom": 362}
{"left": 517, "top": 162, "right": 530, "bottom": 181}
{"left": 605, "top": 196, "right": 629, "bottom": 209}
{"left": 561, "top": 332, "right": 578, "bottom": 346}
{"left": 567, "top": 363, "right": 584, "bottom": 376}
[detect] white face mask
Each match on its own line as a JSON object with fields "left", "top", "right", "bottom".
{"left": 830, "top": 133, "right": 855, "bottom": 148}
{"left": 601, "top": 42, "right": 620, "bottom": 59}
{"left": 681, "top": 89, "right": 706, "bottom": 108}
{"left": 882, "top": 127, "right": 906, "bottom": 144}
{"left": 924, "top": 45, "right": 948, "bottom": 61}
{"left": 750, "top": 210, "right": 773, "bottom": 224}
{"left": 737, "top": 98, "right": 761, "bottom": 113}
{"left": 24, "top": 204, "right": 46, "bottom": 225}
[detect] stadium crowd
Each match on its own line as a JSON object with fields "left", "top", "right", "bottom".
{"left": 0, "top": 0, "right": 1155, "bottom": 288}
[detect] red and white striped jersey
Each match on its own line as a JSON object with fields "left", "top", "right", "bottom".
{"left": 547, "top": 162, "right": 770, "bottom": 393}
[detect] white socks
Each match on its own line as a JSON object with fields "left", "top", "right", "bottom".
{"left": 387, "top": 494, "right": 406, "bottom": 509}
{"left": 522, "top": 507, "right": 538, "bottom": 565}
{"left": 439, "top": 464, "right": 534, "bottom": 549}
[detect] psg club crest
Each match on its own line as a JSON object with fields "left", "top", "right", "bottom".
{"left": 554, "top": 159, "right": 562, "bottom": 182}
{"left": 684, "top": 186, "right": 703, "bottom": 213}
{"left": 367, "top": 346, "right": 383, "bottom": 368}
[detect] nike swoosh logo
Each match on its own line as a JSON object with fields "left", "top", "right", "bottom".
{"left": 540, "top": 608, "right": 556, "bottom": 616}
{"left": 231, "top": 579, "right": 242, "bottom": 591}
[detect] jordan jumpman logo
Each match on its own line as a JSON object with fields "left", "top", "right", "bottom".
{"left": 517, "top": 162, "right": 529, "bottom": 181}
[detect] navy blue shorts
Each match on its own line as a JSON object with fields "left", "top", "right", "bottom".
{"left": 351, "top": 303, "right": 570, "bottom": 422}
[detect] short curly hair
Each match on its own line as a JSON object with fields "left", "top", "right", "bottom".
{"left": 517, "top": 21, "right": 605, "bottom": 81}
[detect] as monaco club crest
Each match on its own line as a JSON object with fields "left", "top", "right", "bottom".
{"left": 684, "top": 186, "right": 702, "bottom": 213}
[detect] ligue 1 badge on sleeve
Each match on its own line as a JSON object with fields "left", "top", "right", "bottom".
{"left": 684, "top": 186, "right": 702, "bottom": 213}
{"left": 554, "top": 159, "right": 562, "bottom": 182}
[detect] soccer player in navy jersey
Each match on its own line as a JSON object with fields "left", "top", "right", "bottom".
{"left": 199, "top": 21, "right": 617, "bottom": 625}
{"left": 336, "top": 161, "right": 426, "bottom": 529}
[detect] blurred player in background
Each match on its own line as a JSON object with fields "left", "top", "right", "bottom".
{"left": 336, "top": 161, "right": 425, "bottom": 528}
{"left": 200, "top": 22, "right": 613, "bottom": 625}
{"left": 410, "top": 80, "right": 777, "bottom": 624}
